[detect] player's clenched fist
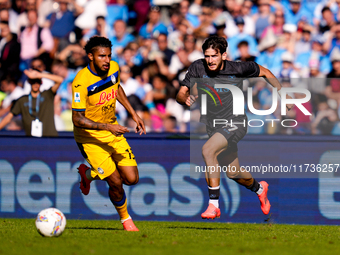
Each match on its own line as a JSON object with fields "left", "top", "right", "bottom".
{"left": 186, "top": 95, "right": 198, "bottom": 107}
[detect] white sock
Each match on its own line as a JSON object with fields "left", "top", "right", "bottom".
{"left": 209, "top": 199, "right": 219, "bottom": 208}
{"left": 256, "top": 183, "right": 264, "bottom": 195}
{"left": 121, "top": 215, "right": 131, "bottom": 223}
{"left": 208, "top": 185, "right": 220, "bottom": 190}
{"left": 208, "top": 185, "right": 220, "bottom": 208}
{"left": 85, "top": 169, "right": 94, "bottom": 181}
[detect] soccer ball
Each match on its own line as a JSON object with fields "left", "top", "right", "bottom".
{"left": 35, "top": 208, "right": 67, "bottom": 237}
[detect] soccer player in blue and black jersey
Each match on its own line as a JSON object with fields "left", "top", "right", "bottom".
{"left": 177, "top": 36, "right": 292, "bottom": 219}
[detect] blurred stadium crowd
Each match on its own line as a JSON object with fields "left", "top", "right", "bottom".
{"left": 1, "top": 0, "right": 340, "bottom": 135}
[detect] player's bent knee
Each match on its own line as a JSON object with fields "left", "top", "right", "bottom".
{"left": 133, "top": 174, "right": 139, "bottom": 184}
{"left": 202, "top": 145, "right": 217, "bottom": 161}
{"left": 226, "top": 172, "right": 239, "bottom": 179}
{"left": 118, "top": 166, "right": 139, "bottom": 185}
{"left": 124, "top": 174, "right": 139, "bottom": 186}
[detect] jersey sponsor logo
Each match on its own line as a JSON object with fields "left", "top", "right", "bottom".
{"left": 102, "top": 102, "right": 115, "bottom": 114}
{"left": 214, "top": 88, "right": 230, "bottom": 92}
{"left": 75, "top": 84, "right": 81, "bottom": 88}
{"left": 198, "top": 84, "right": 223, "bottom": 106}
{"left": 96, "top": 88, "right": 118, "bottom": 105}
{"left": 74, "top": 92, "right": 80, "bottom": 103}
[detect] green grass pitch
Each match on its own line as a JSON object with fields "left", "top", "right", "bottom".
{"left": 0, "top": 219, "right": 339, "bottom": 255}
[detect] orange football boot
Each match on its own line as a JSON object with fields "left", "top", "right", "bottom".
{"left": 122, "top": 219, "right": 139, "bottom": 231}
{"left": 201, "top": 203, "right": 221, "bottom": 219}
{"left": 258, "top": 181, "right": 271, "bottom": 215}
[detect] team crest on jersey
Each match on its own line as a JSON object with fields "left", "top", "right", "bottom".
{"left": 74, "top": 92, "right": 80, "bottom": 103}
{"left": 111, "top": 73, "right": 117, "bottom": 84}
{"left": 97, "top": 167, "right": 104, "bottom": 174}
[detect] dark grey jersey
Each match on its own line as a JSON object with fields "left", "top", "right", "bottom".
{"left": 181, "top": 59, "right": 260, "bottom": 127}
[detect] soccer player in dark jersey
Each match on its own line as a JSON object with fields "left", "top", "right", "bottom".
{"left": 72, "top": 36, "right": 146, "bottom": 231}
{"left": 176, "top": 36, "right": 292, "bottom": 219}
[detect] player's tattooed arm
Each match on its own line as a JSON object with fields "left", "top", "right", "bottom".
{"left": 72, "top": 111, "right": 108, "bottom": 130}
{"left": 72, "top": 111, "right": 129, "bottom": 135}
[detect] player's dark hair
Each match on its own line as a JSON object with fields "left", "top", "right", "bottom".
{"left": 28, "top": 78, "right": 42, "bottom": 85}
{"left": 237, "top": 40, "right": 249, "bottom": 48}
{"left": 158, "top": 33, "right": 168, "bottom": 38}
{"left": 202, "top": 2, "right": 212, "bottom": 8}
{"left": 317, "top": 94, "right": 328, "bottom": 103}
{"left": 51, "top": 59, "right": 66, "bottom": 68}
{"left": 84, "top": 36, "right": 112, "bottom": 54}
{"left": 96, "top": 15, "right": 105, "bottom": 20}
{"left": 321, "top": 6, "right": 331, "bottom": 14}
{"left": 202, "top": 36, "right": 228, "bottom": 54}
{"left": 0, "top": 20, "right": 9, "bottom": 25}
{"left": 184, "top": 33, "right": 196, "bottom": 43}
{"left": 168, "top": 115, "right": 177, "bottom": 122}
{"left": 169, "top": 7, "right": 181, "bottom": 18}
{"left": 153, "top": 73, "right": 168, "bottom": 84}
{"left": 31, "top": 56, "right": 43, "bottom": 63}
{"left": 1, "top": 75, "right": 17, "bottom": 85}
{"left": 123, "top": 45, "right": 132, "bottom": 53}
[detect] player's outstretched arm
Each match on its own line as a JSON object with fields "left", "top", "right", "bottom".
{"left": 72, "top": 110, "right": 129, "bottom": 136}
{"left": 258, "top": 64, "right": 293, "bottom": 111}
{"left": 258, "top": 65, "right": 282, "bottom": 90}
{"left": 24, "top": 69, "right": 64, "bottom": 93}
{"left": 116, "top": 85, "right": 146, "bottom": 135}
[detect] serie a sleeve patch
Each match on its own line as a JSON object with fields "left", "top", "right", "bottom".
{"left": 74, "top": 92, "right": 81, "bottom": 103}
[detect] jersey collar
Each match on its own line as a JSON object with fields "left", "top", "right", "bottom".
{"left": 87, "top": 64, "right": 99, "bottom": 76}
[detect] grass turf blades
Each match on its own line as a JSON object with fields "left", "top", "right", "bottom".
{"left": 0, "top": 219, "right": 339, "bottom": 255}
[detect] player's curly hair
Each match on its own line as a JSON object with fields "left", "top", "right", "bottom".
{"left": 84, "top": 36, "right": 112, "bottom": 54}
{"left": 202, "top": 36, "right": 228, "bottom": 54}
